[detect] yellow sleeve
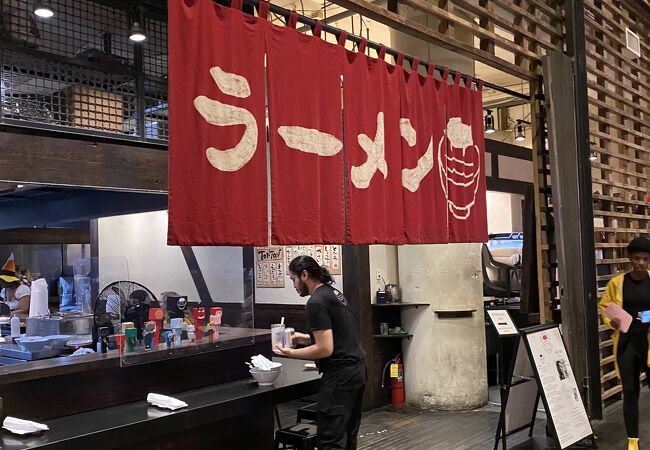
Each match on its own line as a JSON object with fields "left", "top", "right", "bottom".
{"left": 599, "top": 279, "right": 618, "bottom": 328}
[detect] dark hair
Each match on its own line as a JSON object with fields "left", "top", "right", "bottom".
{"left": 628, "top": 237, "right": 650, "bottom": 255}
{"left": 289, "top": 255, "right": 334, "bottom": 284}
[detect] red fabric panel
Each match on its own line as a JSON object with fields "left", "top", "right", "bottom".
{"left": 400, "top": 67, "right": 449, "bottom": 243}
{"left": 167, "top": 0, "right": 268, "bottom": 245}
{"left": 343, "top": 52, "right": 404, "bottom": 244}
{"left": 267, "top": 25, "right": 345, "bottom": 244}
{"left": 444, "top": 76, "right": 488, "bottom": 243}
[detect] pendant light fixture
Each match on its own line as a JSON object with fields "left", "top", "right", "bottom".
{"left": 514, "top": 120, "right": 526, "bottom": 141}
{"left": 484, "top": 110, "right": 496, "bottom": 134}
{"left": 129, "top": 21, "right": 147, "bottom": 42}
{"left": 34, "top": 0, "right": 54, "bottom": 18}
{"left": 129, "top": 4, "right": 147, "bottom": 42}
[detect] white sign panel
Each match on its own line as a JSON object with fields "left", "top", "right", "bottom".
{"left": 487, "top": 309, "right": 518, "bottom": 336}
{"left": 525, "top": 327, "right": 593, "bottom": 449}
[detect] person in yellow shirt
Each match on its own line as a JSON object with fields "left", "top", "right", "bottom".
{"left": 600, "top": 236, "right": 650, "bottom": 450}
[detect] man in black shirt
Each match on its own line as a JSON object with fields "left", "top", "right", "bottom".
{"left": 275, "top": 255, "right": 366, "bottom": 450}
{"left": 600, "top": 236, "right": 650, "bottom": 450}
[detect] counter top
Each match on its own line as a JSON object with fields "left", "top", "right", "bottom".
{"left": 1, "top": 358, "right": 320, "bottom": 449}
{"left": 0, "top": 327, "right": 270, "bottom": 385}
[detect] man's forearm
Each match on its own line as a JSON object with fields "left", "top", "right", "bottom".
{"left": 288, "top": 344, "right": 328, "bottom": 360}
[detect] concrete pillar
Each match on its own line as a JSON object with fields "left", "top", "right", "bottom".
{"left": 399, "top": 244, "right": 487, "bottom": 410}
{"left": 388, "top": 2, "right": 486, "bottom": 411}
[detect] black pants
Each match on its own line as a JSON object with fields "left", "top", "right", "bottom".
{"left": 617, "top": 331, "right": 650, "bottom": 438}
{"left": 316, "top": 364, "right": 366, "bottom": 450}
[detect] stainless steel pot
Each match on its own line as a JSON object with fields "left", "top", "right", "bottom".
{"left": 385, "top": 284, "right": 401, "bottom": 302}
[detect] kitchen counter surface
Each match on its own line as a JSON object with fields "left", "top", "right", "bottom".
{"left": 1, "top": 357, "right": 320, "bottom": 449}
{"left": 0, "top": 327, "right": 270, "bottom": 384}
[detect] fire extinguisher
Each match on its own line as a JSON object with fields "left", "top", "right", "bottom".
{"left": 381, "top": 354, "right": 405, "bottom": 407}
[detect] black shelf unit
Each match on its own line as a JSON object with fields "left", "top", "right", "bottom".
{"left": 372, "top": 334, "right": 413, "bottom": 339}
{"left": 371, "top": 302, "right": 430, "bottom": 309}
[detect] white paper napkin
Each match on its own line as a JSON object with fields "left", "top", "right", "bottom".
{"left": 251, "top": 354, "right": 282, "bottom": 371}
{"left": 147, "top": 393, "right": 188, "bottom": 411}
{"left": 2, "top": 416, "right": 49, "bottom": 435}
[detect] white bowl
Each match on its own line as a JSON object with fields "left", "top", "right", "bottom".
{"left": 15, "top": 337, "right": 49, "bottom": 353}
{"left": 250, "top": 368, "right": 282, "bottom": 386}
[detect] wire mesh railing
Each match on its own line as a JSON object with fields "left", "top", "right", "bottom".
{"left": 0, "top": 0, "right": 168, "bottom": 143}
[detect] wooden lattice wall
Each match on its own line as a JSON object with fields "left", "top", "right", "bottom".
{"left": 585, "top": 0, "right": 650, "bottom": 405}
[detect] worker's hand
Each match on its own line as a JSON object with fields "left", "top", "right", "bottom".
{"left": 273, "top": 344, "right": 294, "bottom": 357}
{"left": 291, "top": 332, "right": 311, "bottom": 345}
{"left": 610, "top": 317, "right": 621, "bottom": 330}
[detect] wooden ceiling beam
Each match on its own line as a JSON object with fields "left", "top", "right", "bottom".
{"left": 325, "top": 0, "right": 536, "bottom": 79}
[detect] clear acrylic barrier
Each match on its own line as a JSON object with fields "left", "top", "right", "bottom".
{"left": 118, "top": 265, "right": 255, "bottom": 366}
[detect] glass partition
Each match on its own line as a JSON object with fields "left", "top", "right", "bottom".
{"left": 119, "top": 266, "right": 255, "bottom": 366}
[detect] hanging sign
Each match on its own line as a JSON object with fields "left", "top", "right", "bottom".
{"left": 167, "top": 0, "right": 488, "bottom": 246}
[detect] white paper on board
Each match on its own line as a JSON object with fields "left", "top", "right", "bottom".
{"left": 525, "top": 327, "right": 593, "bottom": 449}
{"left": 487, "top": 309, "right": 518, "bottom": 336}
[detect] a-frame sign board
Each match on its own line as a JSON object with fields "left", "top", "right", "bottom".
{"left": 520, "top": 323, "right": 597, "bottom": 449}
{"left": 488, "top": 309, "right": 540, "bottom": 450}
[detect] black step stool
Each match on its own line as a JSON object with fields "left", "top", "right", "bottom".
{"left": 274, "top": 422, "right": 318, "bottom": 450}
{"left": 296, "top": 402, "right": 318, "bottom": 423}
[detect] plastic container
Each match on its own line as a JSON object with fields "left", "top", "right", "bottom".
{"left": 271, "top": 324, "right": 285, "bottom": 350}
{"left": 171, "top": 318, "right": 183, "bottom": 347}
{"left": 10, "top": 315, "right": 20, "bottom": 338}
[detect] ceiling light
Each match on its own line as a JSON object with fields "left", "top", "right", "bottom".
{"left": 129, "top": 21, "right": 146, "bottom": 42}
{"left": 589, "top": 151, "right": 597, "bottom": 161}
{"left": 515, "top": 120, "right": 526, "bottom": 141}
{"left": 484, "top": 110, "right": 495, "bottom": 134}
{"left": 34, "top": 0, "right": 54, "bottom": 18}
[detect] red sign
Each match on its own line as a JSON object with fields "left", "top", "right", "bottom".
{"left": 167, "top": 0, "right": 488, "bottom": 246}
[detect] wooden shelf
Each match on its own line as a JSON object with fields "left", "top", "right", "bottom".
{"left": 371, "top": 302, "right": 430, "bottom": 308}
{"left": 434, "top": 308, "right": 477, "bottom": 313}
{"left": 373, "top": 334, "right": 413, "bottom": 339}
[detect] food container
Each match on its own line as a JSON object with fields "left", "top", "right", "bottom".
{"left": 271, "top": 324, "right": 285, "bottom": 349}
{"left": 250, "top": 367, "right": 282, "bottom": 386}
{"left": 15, "top": 337, "right": 49, "bottom": 353}
{"left": 43, "top": 335, "right": 70, "bottom": 350}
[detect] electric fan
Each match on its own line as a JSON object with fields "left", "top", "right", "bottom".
{"left": 93, "top": 281, "right": 158, "bottom": 334}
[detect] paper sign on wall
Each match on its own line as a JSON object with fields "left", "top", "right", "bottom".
{"left": 255, "top": 247, "right": 285, "bottom": 288}
{"left": 285, "top": 245, "right": 342, "bottom": 275}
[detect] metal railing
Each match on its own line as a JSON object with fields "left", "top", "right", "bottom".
{"left": 0, "top": 0, "right": 168, "bottom": 144}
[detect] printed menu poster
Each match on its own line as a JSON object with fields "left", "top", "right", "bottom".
{"left": 255, "top": 247, "right": 285, "bottom": 288}
{"left": 284, "top": 245, "right": 342, "bottom": 275}
{"left": 525, "top": 327, "right": 593, "bottom": 449}
{"left": 486, "top": 309, "right": 518, "bottom": 336}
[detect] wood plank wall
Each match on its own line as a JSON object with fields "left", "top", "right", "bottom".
{"left": 329, "top": 0, "right": 565, "bottom": 81}
{"left": 584, "top": 0, "right": 650, "bottom": 406}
